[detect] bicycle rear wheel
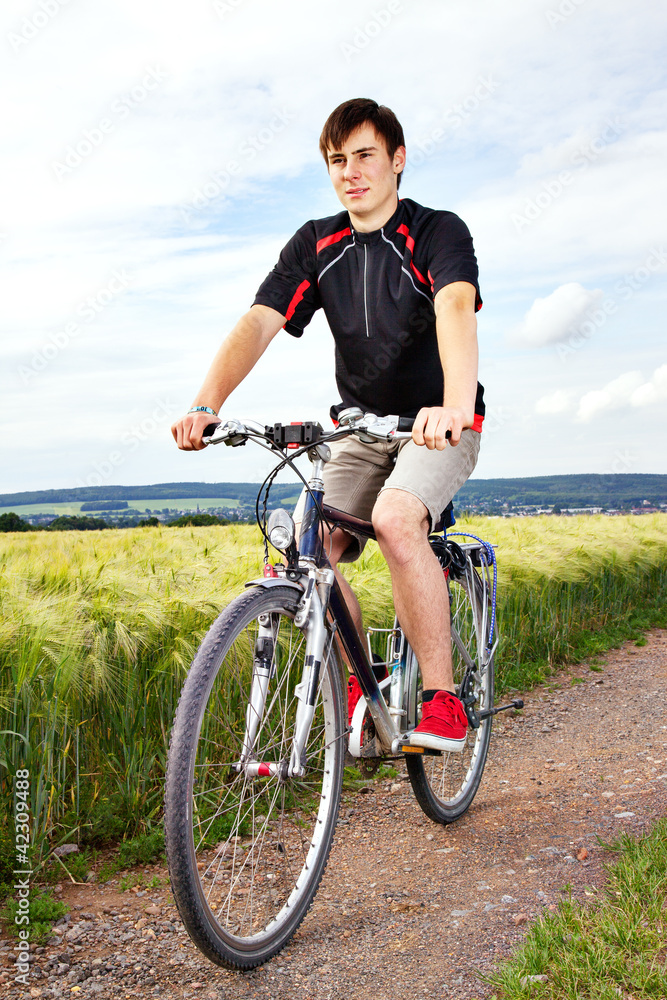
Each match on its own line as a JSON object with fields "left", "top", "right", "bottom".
{"left": 164, "top": 585, "right": 345, "bottom": 969}
{"left": 406, "top": 562, "right": 494, "bottom": 824}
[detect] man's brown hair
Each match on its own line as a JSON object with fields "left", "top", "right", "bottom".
{"left": 319, "top": 98, "right": 406, "bottom": 189}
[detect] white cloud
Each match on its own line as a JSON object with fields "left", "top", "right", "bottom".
{"left": 577, "top": 370, "right": 645, "bottom": 422}
{"left": 535, "top": 389, "right": 573, "bottom": 415}
{"left": 513, "top": 283, "right": 603, "bottom": 347}
{"left": 535, "top": 364, "right": 667, "bottom": 427}
{"left": 630, "top": 363, "right": 667, "bottom": 407}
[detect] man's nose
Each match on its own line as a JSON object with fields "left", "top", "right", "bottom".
{"left": 343, "top": 159, "right": 360, "bottom": 180}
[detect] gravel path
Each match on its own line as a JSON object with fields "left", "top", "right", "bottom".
{"left": 2, "top": 630, "right": 666, "bottom": 1000}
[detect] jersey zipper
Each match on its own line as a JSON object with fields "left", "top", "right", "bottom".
{"left": 363, "top": 244, "right": 370, "bottom": 338}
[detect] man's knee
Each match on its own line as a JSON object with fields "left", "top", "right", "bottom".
{"left": 372, "top": 490, "right": 429, "bottom": 558}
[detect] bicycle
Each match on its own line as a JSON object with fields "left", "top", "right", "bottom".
{"left": 164, "top": 408, "right": 521, "bottom": 970}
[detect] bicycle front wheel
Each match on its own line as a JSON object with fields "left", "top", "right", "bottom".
{"left": 164, "top": 585, "right": 345, "bottom": 969}
{"left": 406, "top": 565, "right": 494, "bottom": 824}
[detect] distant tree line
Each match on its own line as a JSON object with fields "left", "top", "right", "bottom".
{"left": 0, "top": 512, "right": 232, "bottom": 533}
{"left": 80, "top": 500, "right": 129, "bottom": 511}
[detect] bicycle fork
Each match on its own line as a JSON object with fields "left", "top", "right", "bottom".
{"left": 239, "top": 576, "right": 331, "bottom": 780}
{"left": 239, "top": 619, "right": 276, "bottom": 767}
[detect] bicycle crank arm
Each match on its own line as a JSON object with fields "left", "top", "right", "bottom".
{"left": 479, "top": 698, "right": 524, "bottom": 720}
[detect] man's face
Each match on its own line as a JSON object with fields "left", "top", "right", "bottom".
{"left": 326, "top": 124, "right": 405, "bottom": 228}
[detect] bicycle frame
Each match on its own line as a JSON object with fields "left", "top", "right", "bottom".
{"left": 289, "top": 446, "right": 398, "bottom": 753}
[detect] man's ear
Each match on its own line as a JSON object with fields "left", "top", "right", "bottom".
{"left": 394, "top": 145, "right": 406, "bottom": 177}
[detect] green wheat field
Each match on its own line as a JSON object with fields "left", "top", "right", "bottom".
{"left": 1, "top": 514, "right": 666, "bottom": 859}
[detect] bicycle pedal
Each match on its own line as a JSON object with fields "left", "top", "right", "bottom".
{"left": 399, "top": 743, "right": 441, "bottom": 756}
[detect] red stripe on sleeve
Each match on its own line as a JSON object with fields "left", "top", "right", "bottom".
{"left": 397, "top": 225, "right": 415, "bottom": 254}
{"left": 316, "top": 228, "right": 351, "bottom": 254}
{"left": 410, "top": 261, "right": 428, "bottom": 285}
{"left": 471, "top": 413, "right": 484, "bottom": 432}
{"left": 284, "top": 280, "right": 310, "bottom": 321}
{"left": 398, "top": 224, "right": 425, "bottom": 282}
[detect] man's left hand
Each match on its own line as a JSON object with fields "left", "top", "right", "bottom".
{"left": 411, "top": 406, "right": 470, "bottom": 449}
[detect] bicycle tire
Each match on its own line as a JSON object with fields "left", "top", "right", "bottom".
{"left": 164, "top": 585, "right": 345, "bottom": 969}
{"left": 405, "top": 565, "right": 494, "bottom": 824}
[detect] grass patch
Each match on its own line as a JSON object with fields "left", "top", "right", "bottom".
{"left": 486, "top": 819, "right": 667, "bottom": 998}
{"left": 44, "top": 847, "right": 95, "bottom": 884}
{"left": 118, "top": 830, "right": 164, "bottom": 867}
{"left": 342, "top": 763, "right": 399, "bottom": 792}
{"left": 119, "top": 872, "right": 165, "bottom": 892}
{"left": 1, "top": 890, "right": 68, "bottom": 943}
{"left": 96, "top": 830, "right": 165, "bottom": 883}
{"left": 0, "top": 826, "right": 14, "bottom": 901}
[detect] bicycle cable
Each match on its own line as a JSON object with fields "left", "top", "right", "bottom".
{"left": 246, "top": 430, "right": 341, "bottom": 563}
{"left": 446, "top": 531, "right": 498, "bottom": 653}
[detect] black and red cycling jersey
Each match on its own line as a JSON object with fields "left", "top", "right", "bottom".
{"left": 253, "top": 197, "right": 485, "bottom": 427}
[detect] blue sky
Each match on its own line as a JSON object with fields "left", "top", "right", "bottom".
{"left": 2, "top": 0, "right": 666, "bottom": 493}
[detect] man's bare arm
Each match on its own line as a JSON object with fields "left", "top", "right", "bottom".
{"left": 411, "top": 281, "right": 478, "bottom": 450}
{"left": 171, "top": 304, "right": 286, "bottom": 451}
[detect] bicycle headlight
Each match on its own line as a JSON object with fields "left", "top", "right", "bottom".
{"left": 267, "top": 508, "right": 295, "bottom": 550}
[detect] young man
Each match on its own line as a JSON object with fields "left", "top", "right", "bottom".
{"left": 172, "top": 98, "right": 484, "bottom": 751}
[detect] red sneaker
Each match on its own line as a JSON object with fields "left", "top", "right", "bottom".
{"left": 347, "top": 661, "right": 388, "bottom": 725}
{"left": 347, "top": 675, "right": 364, "bottom": 725}
{"left": 409, "top": 690, "right": 468, "bottom": 752}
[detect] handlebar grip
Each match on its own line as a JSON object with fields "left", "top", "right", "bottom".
{"left": 203, "top": 423, "right": 220, "bottom": 437}
{"left": 395, "top": 416, "right": 451, "bottom": 440}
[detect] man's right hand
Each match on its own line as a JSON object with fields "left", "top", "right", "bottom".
{"left": 171, "top": 411, "right": 221, "bottom": 451}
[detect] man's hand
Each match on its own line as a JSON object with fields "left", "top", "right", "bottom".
{"left": 411, "top": 405, "right": 471, "bottom": 449}
{"left": 171, "top": 411, "right": 221, "bottom": 451}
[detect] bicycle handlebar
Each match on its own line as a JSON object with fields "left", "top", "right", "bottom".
{"left": 202, "top": 412, "right": 452, "bottom": 448}
{"left": 202, "top": 413, "right": 416, "bottom": 448}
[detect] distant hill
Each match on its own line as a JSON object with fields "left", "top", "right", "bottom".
{"left": 0, "top": 474, "right": 665, "bottom": 511}
{"left": 0, "top": 482, "right": 301, "bottom": 507}
{"left": 456, "top": 473, "right": 666, "bottom": 508}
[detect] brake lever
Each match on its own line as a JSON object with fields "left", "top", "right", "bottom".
{"left": 203, "top": 419, "right": 246, "bottom": 446}
{"left": 357, "top": 414, "right": 407, "bottom": 442}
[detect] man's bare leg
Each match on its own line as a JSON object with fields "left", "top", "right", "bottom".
{"left": 371, "top": 488, "right": 454, "bottom": 693}
{"left": 320, "top": 526, "right": 364, "bottom": 636}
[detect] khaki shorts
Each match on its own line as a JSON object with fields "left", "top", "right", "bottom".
{"left": 293, "top": 428, "right": 480, "bottom": 562}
